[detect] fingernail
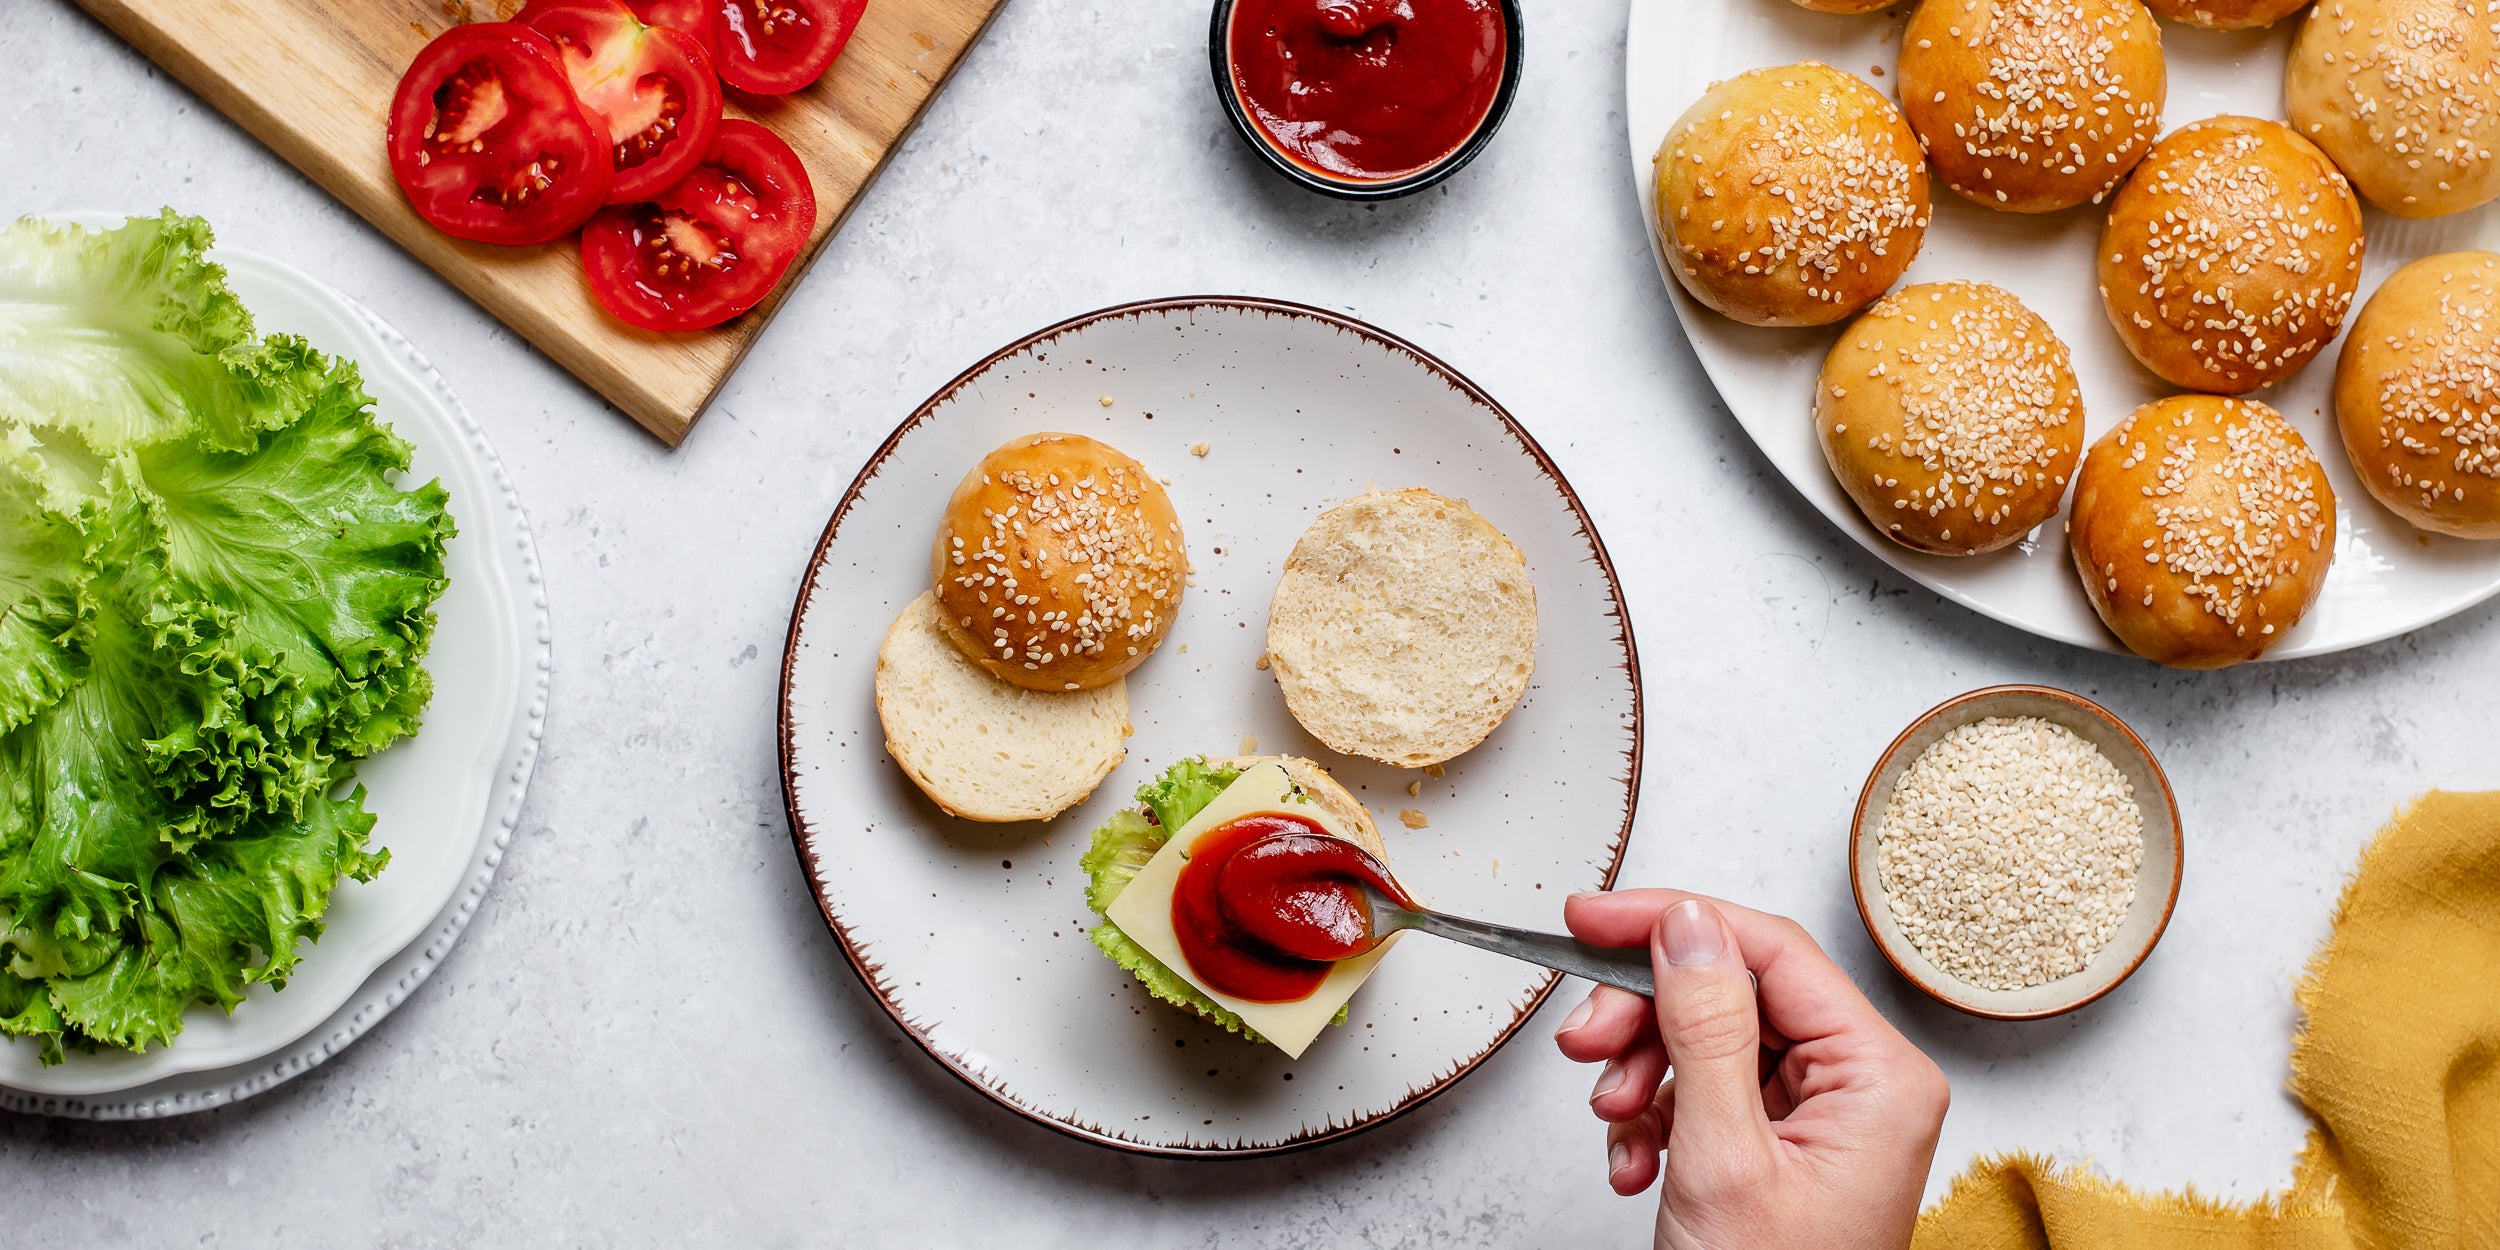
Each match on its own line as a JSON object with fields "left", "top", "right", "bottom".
{"left": 1664, "top": 899, "right": 1725, "bottom": 966}
{"left": 1608, "top": 1140, "right": 1631, "bottom": 1177}
{"left": 1555, "top": 996, "right": 1594, "bottom": 1037}
{"left": 1590, "top": 1058, "right": 1625, "bottom": 1101}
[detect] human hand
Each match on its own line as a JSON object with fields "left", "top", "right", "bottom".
{"left": 1552, "top": 890, "right": 1948, "bottom": 1250}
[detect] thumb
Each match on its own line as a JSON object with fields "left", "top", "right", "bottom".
{"left": 1651, "top": 899, "right": 1774, "bottom": 1175}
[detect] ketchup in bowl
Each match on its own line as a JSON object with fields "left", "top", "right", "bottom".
{"left": 1220, "top": 0, "right": 1515, "bottom": 195}
{"left": 1171, "top": 813, "right": 1417, "bottom": 1002}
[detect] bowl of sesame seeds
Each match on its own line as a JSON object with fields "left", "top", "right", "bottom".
{"left": 1849, "top": 684, "right": 2181, "bottom": 1020}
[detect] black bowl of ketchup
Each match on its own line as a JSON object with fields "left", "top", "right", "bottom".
{"left": 1212, "top": 0, "right": 1524, "bottom": 201}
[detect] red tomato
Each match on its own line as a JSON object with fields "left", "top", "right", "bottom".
{"left": 385, "top": 23, "right": 612, "bottom": 245}
{"left": 519, "top": 0, "right": 724, "bottom": 203}
{"left": 580, "top": 119, "right": 818, "bottom": 330}
{"left": 713, "top": 0, "right": 867, "bottom": 95}
{"left": 628, "top": 0, "right": 717, "bottom": 60}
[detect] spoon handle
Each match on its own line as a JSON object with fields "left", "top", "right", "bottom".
{"left": 1378, "top": 898, "right": 1655, "bottom": 997}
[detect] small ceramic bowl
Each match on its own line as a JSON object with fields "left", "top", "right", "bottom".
{"left": 1207, "top": 0, "right": 1526, "bottom": 201}
{"left": 1849, "top": 684, "right": 2182, "bottom": 1021}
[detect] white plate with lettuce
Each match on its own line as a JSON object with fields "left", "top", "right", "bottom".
{"left": 0, "top": 211, "right": 544, "bottom": 1114}
{"left": 779, "top": 297, "right": 1642, "bottom": 1156}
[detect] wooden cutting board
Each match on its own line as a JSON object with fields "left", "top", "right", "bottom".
{"left": 76, "top": 0, "right": 1006, "bottom": 445}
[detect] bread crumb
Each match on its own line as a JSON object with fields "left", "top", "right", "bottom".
{"left": 1177, "top": 643, "right": 1188, "bottom": 654}
{"left": 1492, "top": 859, "right": 1500, "bottom": 875}
{"left": 1423, "top": 764, "right": 1446, "bottom": 779}
{"left": 1190, "top": 442, "right": 1210, "bottom": 457}
{"left": 1239, "top": 732, "right": 1258, "bottom": 754}
{"left": 1099, "top": 395, "right": 1114, "bottom": 407}
{"left": 1405, "top": 780, "right": 1421, "bottom": 797}
{"left": 1399, "top": 809, "right": 1428, "bottom": 829}
{"left": 1254, "top": 652, "right": 1271, "bottom": 671}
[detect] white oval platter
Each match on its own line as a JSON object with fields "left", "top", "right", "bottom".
{"left": 779, "top": 297, "right": 1642, "bottom": 1156}
{"left": 1625, "top": 0, "right": 2500, "bottom": 657}
{"left": 0, "top": 227, "right": 548, "bottom": 1115}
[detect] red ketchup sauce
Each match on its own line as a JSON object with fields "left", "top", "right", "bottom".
{"left": 1172, "top": 813, "right": 1419, "bottom": 1003}
{"left": 1227, "top": 0, "right": 1507, "bottom": 183}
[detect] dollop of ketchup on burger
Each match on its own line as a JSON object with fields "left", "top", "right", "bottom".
{"left": 1172, "top": 812, "right": 1418, "bottom": 1002}
{"left": 1226, "top": 0, "right": 1507, "bottom": 183}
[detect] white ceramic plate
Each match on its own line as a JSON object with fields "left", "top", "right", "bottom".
{"left": 780, "top": 298, "right": 1641, "bottom": 1156}
{"left": 1624, "top": 2, "right": 2500, "bottom": 657}
{"left": 0, "top": 228, "right": 548, "bottom": 1114}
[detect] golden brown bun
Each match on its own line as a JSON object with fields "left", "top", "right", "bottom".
{"left": 1815, "top": 282, "right": 2083, "bottom": 554}
{"left": 2069, "top": 395, "right": 2336, "bottom": 667}
{"left": 1899, "top": 0, "right": 2165, "bottom": 212}
{"left": 2286, "top": 0, "right": 2500, "bottom": 217}
{"left": 1652, "top": 63, "right": 1931, "bottom": 327}
{"left": 2334, "top": 251, "right": 2500, "bottom": 539}
{"left": 2144, "top": 0, "right": 2310, "bottom": 26}
{"left": 2096, "top": 117, "right": 2363, "bottom": 394}
{"left": 931, "top": 432, "right": 1184, "bottom": 692}
{"left": 1791, "top": 0, "right": 1901, "bottom": 11}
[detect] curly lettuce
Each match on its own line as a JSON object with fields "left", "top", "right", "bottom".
{"left": 0, "top": 211, "right": 443, "bottom": 1062}
{"left": 1081, "top": 757, "right": 1349, "bottom": 1043}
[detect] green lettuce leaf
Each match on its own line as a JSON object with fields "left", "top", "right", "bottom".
{"left": 137, "top": 350, "right": 452, "bottom": 785}
{"left": 42, "top": 788, "right": 384, "bottom": 1053}
{"left": 0, "top": 210, "right": 326, "bottom": 455}
{"left": 0, "top": 437, "right": 90, "bottom": 734}
{"left": 0, "top": 210, "right": 445, "bottom": 1062}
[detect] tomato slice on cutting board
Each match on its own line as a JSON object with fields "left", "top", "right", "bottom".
{"left": 714, "top": 0, "right": 868, "bottom": 95}
{"left": 386, "top": 23, "right": 613, "bottom": 245}
{"left": 628, "top": 0, "right": 718, "bottom": 61}
{"left": 519, "top": 0, "right": 725, "bottom": 203}
{"left": 580, "top": 119, "right": 819, "bottom": 330}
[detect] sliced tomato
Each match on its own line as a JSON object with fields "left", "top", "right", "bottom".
{"left": 627, "top": 0, "right": 717, "bottom": 61}
{"left": 580, "top": 119, "right": 818, "bottom": 330}
{"left": 518, "top": 0, "right": 724, "bottom": 203}
{"left": 386, "top": 23, "right": 612, "bottom": 245}
{"left": 713, "top": 0, "right": 867, "bottom": 95}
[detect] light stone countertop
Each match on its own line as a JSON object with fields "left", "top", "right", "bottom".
{"left": 3, "top": 1, "right": 2494, "bottom": 1245}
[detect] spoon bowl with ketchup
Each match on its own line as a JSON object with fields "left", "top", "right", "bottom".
{"left": 1186, "top": 825, "right": 1657, "bottom": 998}
{"left": 1211, "top": 0, "right": 1525, "bottom": 200}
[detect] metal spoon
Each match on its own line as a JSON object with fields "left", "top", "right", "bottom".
{"left": 1359, "top": 883, "right": 1655, "bottom": 997}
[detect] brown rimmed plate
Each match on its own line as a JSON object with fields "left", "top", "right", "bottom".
{"left": 1849, "top": 685, "right": 2183, "bottom": 1021}
{"left": 778, "top": 297, "right": 1641, "bottom": 1156}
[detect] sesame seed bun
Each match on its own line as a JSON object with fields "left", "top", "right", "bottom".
{"left": 1815, "top": 282, "right": 2083, "bottom": 555}
{"left": 2286, "top": 0, "right": 2500, "bottom": 218}
{"left": 876, "top": 591, "right": 1131, "bottom": 823}
{"left": 1652, "top": 63, "right": 1932, "bottom": 328}
{"left": 1265, "top": 489, "right": 1537, "bottom": 770}
{"left": 932, "top": 432, "right": 1186, "bottom": 693}
{"left": 1898, "top": 0, "right": 2166, "bottom": 212}
{"left": 2096, "top": 117, "right": 2364, "bottom": 395}
{"left": 2142, "top": 0, "right": 2309, "bottom": 29}
{"left": 2334, "top": 251, "right": 2500, "bottom": 539}
{"left": 2068, "top": 394, "right": 2337, "bottom": 668}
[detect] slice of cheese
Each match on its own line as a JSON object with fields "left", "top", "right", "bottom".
{"left": 1104, "top": 761, "right": 1401, "bottom": 1059}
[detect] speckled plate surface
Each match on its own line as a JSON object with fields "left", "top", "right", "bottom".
{"left": 1625, "top": 2, "right": 2500, "bottom": 658}
{"left": 0, "top": 231, "right": 548, "bottom": 1115}
{"left": 779, "top": 297, "right": 1641, "bottom": 1156}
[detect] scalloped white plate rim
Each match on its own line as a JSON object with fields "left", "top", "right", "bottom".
{"left": 1623, "top": 2, "right": 2500, "bottom": 659}
{"left": 0, "top": 217, "right": 549, "bottom": 1114}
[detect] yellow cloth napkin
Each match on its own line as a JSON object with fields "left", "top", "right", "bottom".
{"left": 1912, "top": 790, "right": 2500, "bottom": 1250}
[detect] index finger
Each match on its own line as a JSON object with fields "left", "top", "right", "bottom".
{"left": 1563, "top": 888, "right": 1889, "bottom": 1049}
